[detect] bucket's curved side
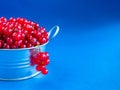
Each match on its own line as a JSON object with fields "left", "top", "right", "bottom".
{"left": 0, "top": 47, "right": 42, "bottom": 80}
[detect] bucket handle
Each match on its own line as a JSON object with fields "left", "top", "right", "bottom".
{"left": 48, "top": 25, "right": 60, "bottom": 40}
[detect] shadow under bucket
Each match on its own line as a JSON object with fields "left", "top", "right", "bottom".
{"left": 0, "top": 25, "right": 59, "bottom": 81}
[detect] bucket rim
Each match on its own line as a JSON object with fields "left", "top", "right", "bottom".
{"left": 0, "top": 41, "right": 48, "bottom": 51}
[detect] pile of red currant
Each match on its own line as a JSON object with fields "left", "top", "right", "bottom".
{"left": 0, "top": 17, "right": 50, "bottom": 75}
{"left": 0, "top": 17, "right": 48, "bottom": 48}
{"left": 30, "top": 50, "right": 50, "bottom": 75}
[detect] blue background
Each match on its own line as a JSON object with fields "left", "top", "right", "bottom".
{"left": 0, "top": 0, "right": 120, "bottom": 90}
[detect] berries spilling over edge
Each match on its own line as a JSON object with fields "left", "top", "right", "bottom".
{"left": 0, "top": 17, "right": 49, "bottom": 49}
{"left": 30, "top": 50, "right": 50, "bottom": 75}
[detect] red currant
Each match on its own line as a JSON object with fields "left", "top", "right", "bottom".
{"left": 0, "top": 17, "right": 7, "bottom": 22}
{"left": 36, "top": 65, "right": 45, "bottom": 71}
{"left": 24, "top": 24, "right": 33, "bottom": 32}
{"left": 41, "top": 68, "right": 48, "bottom": 75}
{"left": 38, "top": 27, "right": 45, "bottom": 33}
{"left": 34, "top": 23, "right": 39, "bottom": 29}
{"left": 26, "top": 34, "right": 32, "bottom": 40}
{"left": 26, "top": 43, "right": 32, "bottom": 48}
{"left": 12, "top": 32, "right": 22, "bottom": 41}
{"left": 42, "top": 59, "right": 50, "bottom": 65}
{"left": 3, "top": 43, "right": 10, "bottom": 49}
{"left": 20, "top": 44, "right": 26, "bottom": 48}
{"left": 30, "top": 37, "right": 37, "bottom": 46}
{"left": 9, "top": 17, "right": 16, "bottom": 22}
{"left": 3, "top": 27, "right": 13, "bottom": 36}
{"left": 36, "top": 31, "right": 41, "bottom": 38}
{"left": 21, "top": 33, "right": 25, "bottom": 40}
{"left": 44, "top": 52, "right": 49, "bottom": 59}
{"left": 22, "top": 30, "right": 28, "bottom": 35}
{"left": 6, "top": 37, "right": 13, "bottom": 45}
{"left": 39, "top": 37, "right": 47, "bottom": 45}
{"left": 37, "top": 52, "right": 46, "bottom": 60}
{"left": 14, "top": 40, "right": 23, "bottom": 47}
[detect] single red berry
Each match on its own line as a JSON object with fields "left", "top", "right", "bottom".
{"left": 14, "top": 25, "right": 22, "bottom": 32}
{"left": 17, "top": 18, "right": 24, "bottom": 24}
{"left": 17, "top": 33, "right": 22, "bottom": 40}
{"left": 34, "top": 23, "right": 39, "bottom": 29}
{"left": 0, "top": 17, "right": 7, "bottom": 22}
{"left": 45, "top": 36, "right": 49, "bottom": 42}
{"left": 36, "top": 31, "right": 41, "bottom": 38}
{"left": 24, "top": 24, "right": 33, "bottom": 32}
{"left": 38, "top": 27, "right": 45, "bottom": 33}
{"left": 41, "top": 68, "right": 48, "bottom": 75}
{"left": 21, "top": 33, "right": 25, "bottom": 40}
{"left": 14, "top": 22, "right": 19, "bottom": 28}
{"left": 44, "top": 52, "right": 49, "bottom": 59}
{"left": 42, "top": 59, "right": 50, "bottom": 65}
{"left": 5, "top": 22, "right": 10, "bottom": 27}
{"left": 17, "top": 26, "right": 22, "bottom": 30}
{"left": 20, "top": 44, "right": 26, "bottom": 48}
{"left": 31, "top": 30, "right": 37, "bottom": 37}
{"left": 37, "top": 52, "right": 46, "bottom": 60}
{"left": 7, "top": 28, "right": 13, "bottom": 36}
{"left": 24, "top": 40, "right": 28, "bottom": 44}
{"left": 22, "top": 18, "right": 28, "bottom": 24}
{"left": 14, "top": 40, "right": 23, "bottom": 47}
{"left": 30, "top": 37, "right": 37, "bottom": 46}
{"left": 36, "top": 65, "right": 45, "bottom": 71}
{"left": 29, "top": 21, "right": 35, "bottom": 26}
{"left": 9, "top": 17, "right": 16, "bottom": 22}
{"left": 3, "top": 43, "right": 10, "bottom": 49}
{"left": 16, "top": 17, "right": 21, "bottom": 21}
{"left": 26, "top": 34, "right": 32, "bottom": 40}
{"left": 12, "top": 32, "right": 17, "bottom": 39}
{"left": 6, "top": 37, "right": 13, "bottom": 45}
{"left": 26, "top": 43, "right": 32, "bottom": 48}
{"left": 39, "top": 37, "right": 47, "bottom": 45}
{"left": 8, "top": 24, "right": 14, "bottom": 28}
{"left": 1, "top": 22, "right": 6, "bottom": 26}
{"left": 12, "top": 32, "right": 22, "bottom": 41}
{"left": 42, "top": 31, "right": 48, "bottom": 38}
{"left": 2, "top": 34, "right": 7, "bottom": 40}
{"left": 3, "top": 27, "right": 12, "bottom": 36}
{"left": 36, "top": 41, "right": 40, "bottom": 45}
{"left": 22, "top": 30, "right": 28, "bottom": 35}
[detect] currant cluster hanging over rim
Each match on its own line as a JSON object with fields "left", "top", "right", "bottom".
{"left": 0, "top": 17, "right": 48, "bottom": 49}
{"left": 30, "top": 50, "right": 50, "bottom": 75}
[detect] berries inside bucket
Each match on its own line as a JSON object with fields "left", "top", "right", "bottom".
{"left": 0, "top": 17, "right": 48, "bottom": 48}
{"left": 0, "top": 17, "right": 50, "bottom": 75}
